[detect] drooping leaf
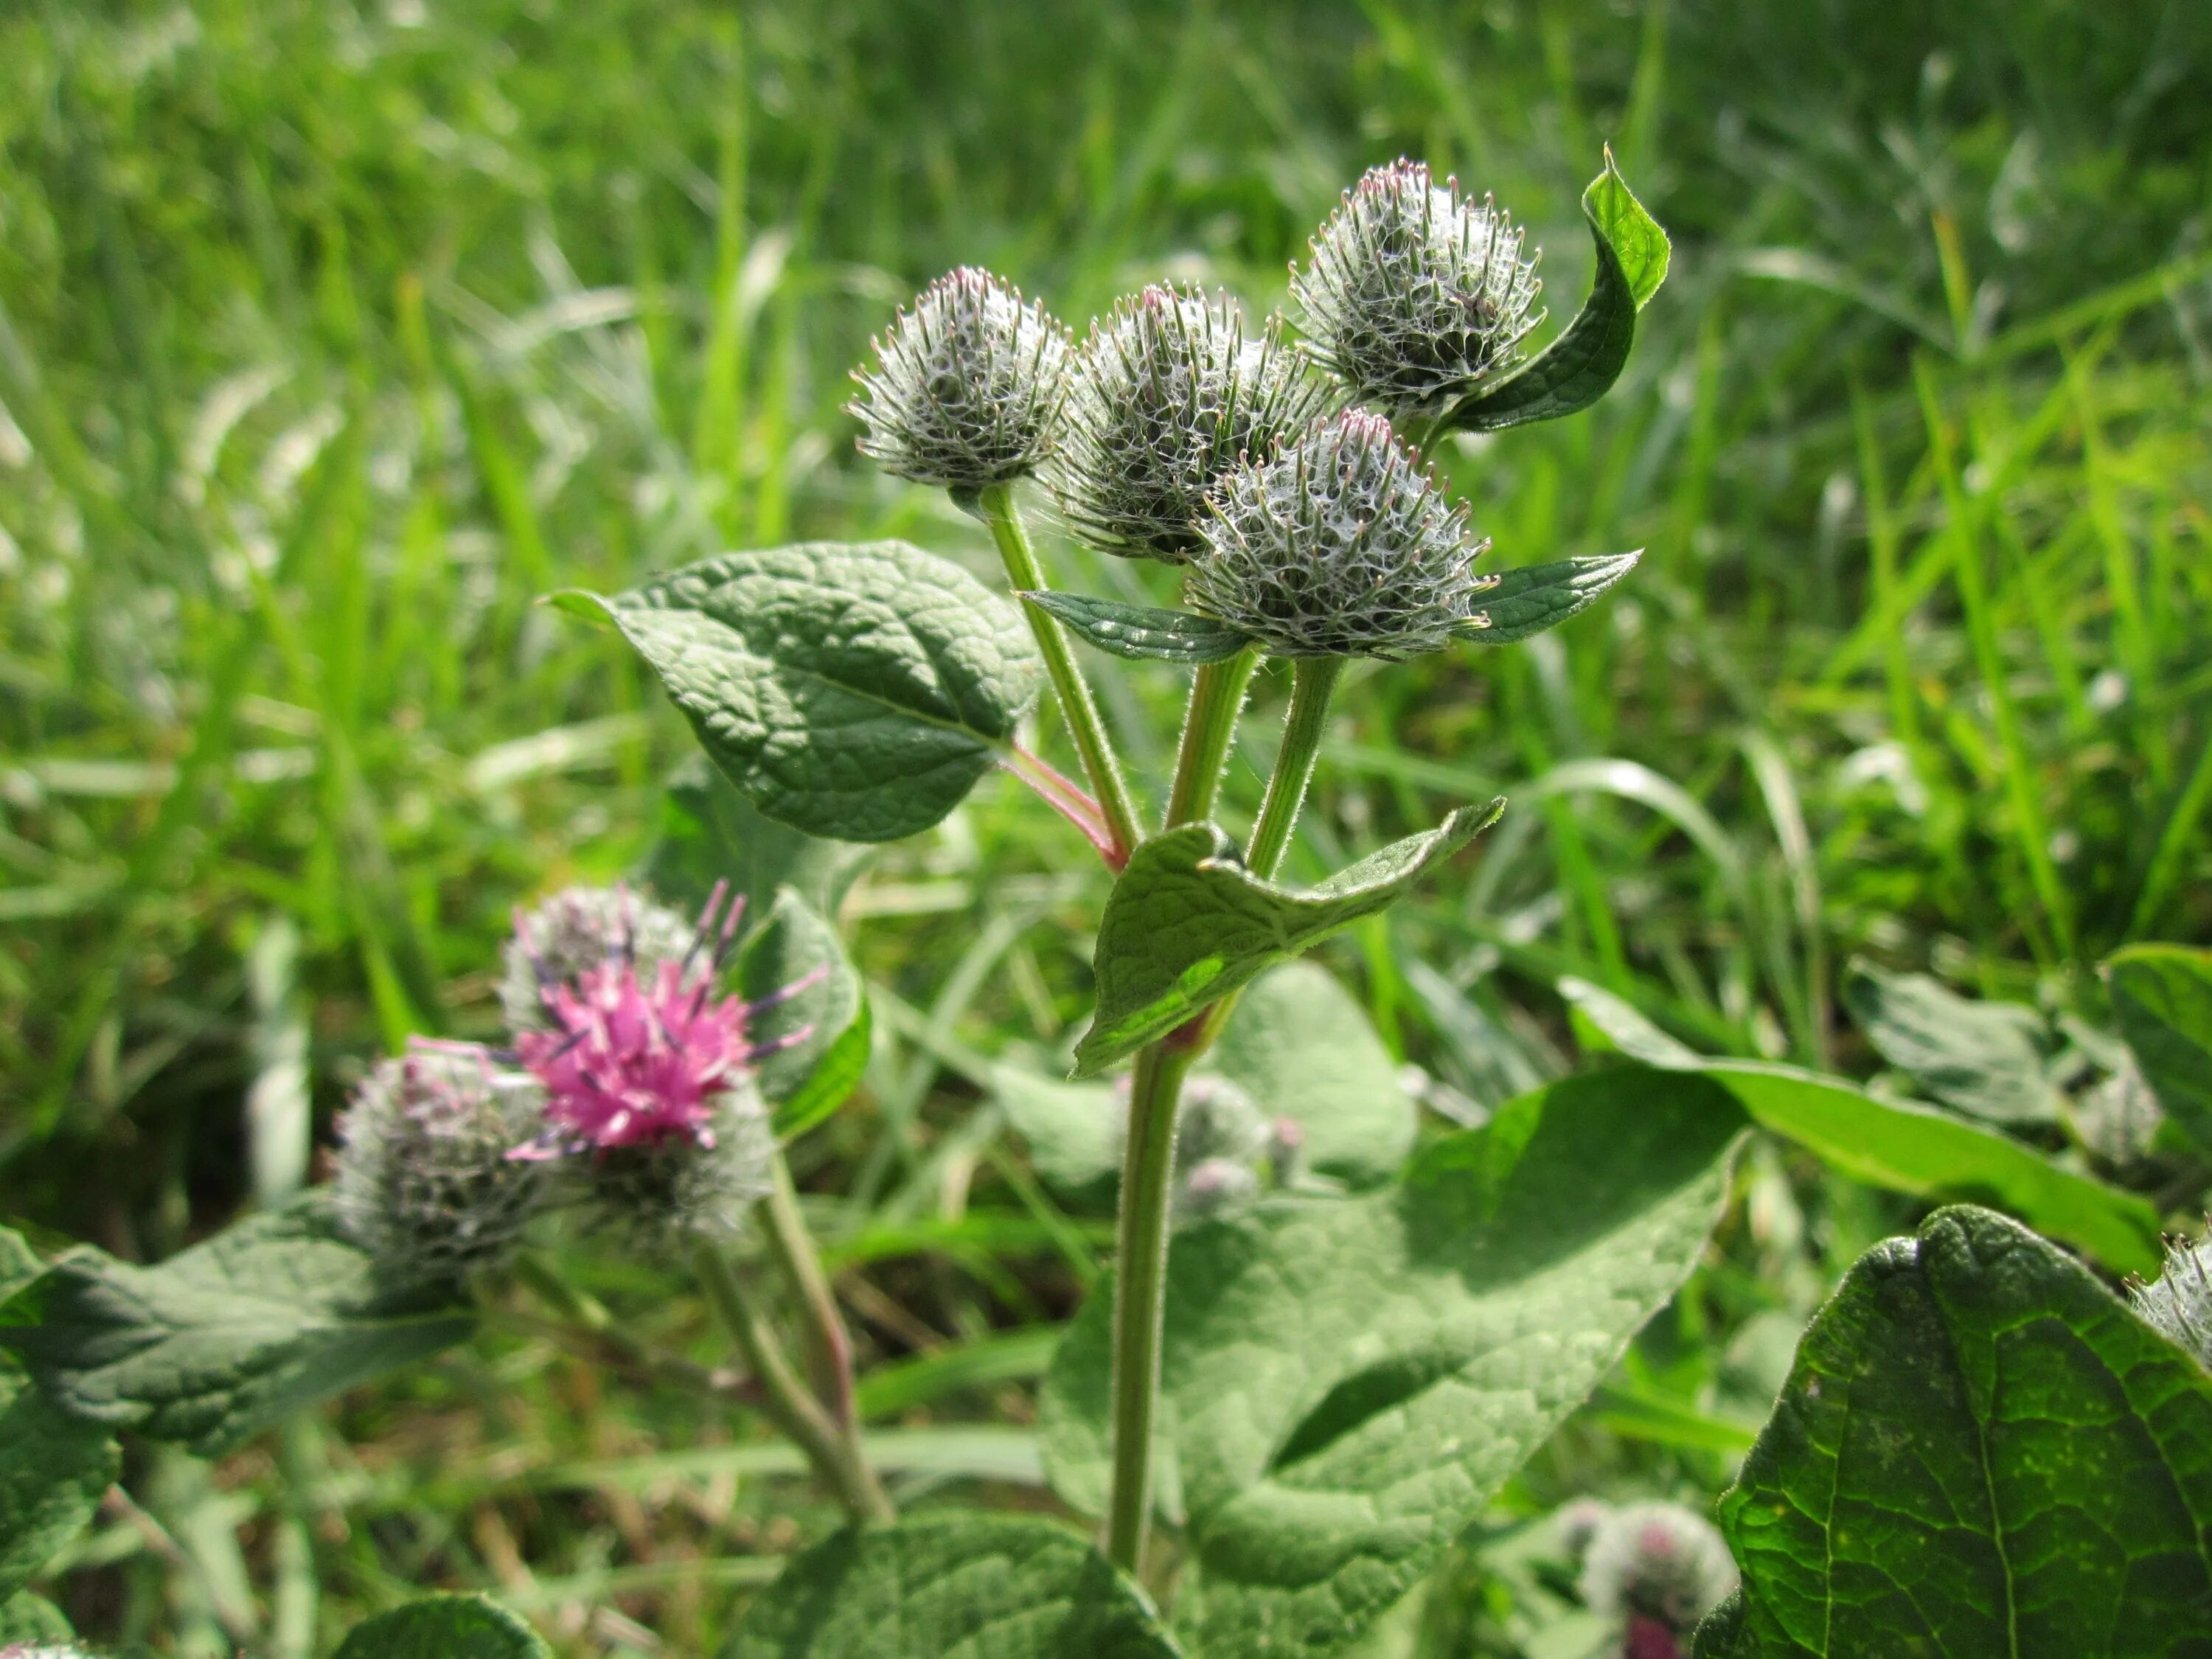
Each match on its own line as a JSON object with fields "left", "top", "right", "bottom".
{"left": 0, "top": 1195, "right": 475, "bottom": 1458}
{"left": 0, "top": 1589, "right": 75, "bottom": 1643}
{"left": 2107, "top": 943, "right": 2212, "bottom": 1156}
{"left": 1072, "top": 803, "right": 1501, "bottom": 1076}
{"left": 1453, "top": 552, "right": 1643, "bottom": 646}
{"left": 1695, "top": 1206, "right": 2212, "bottom": 1657}
{"left": 1041, "top": 1068, "right": 1745, "bottom": 1657}
{"left": 334, "top": 1594, "right": 551, "bottom": 1658}
{"left": 735, "top": 887, "right": 866, "bottom": 1129}
{"left": 1840, "top": 956, "right": 2063, "bottom": 1124}
{"left": 1560, "top": 978, "right": 2161, "bottom": 1274}
{"left": 717, "top": 1512, "right": 1180, "bottom": 1659}
{"left": 646, "top": 756, "right": 872, "bottom": 923}
{"left": 557, "top": 541, "right": 1042, "bottom": 843}
{"left": 1441, "top": 150, "right": 1668, "bottom": 434}
{"left": 1018, "top": 592, "right": 1256, "bottom": 665}
{"left": 0, "top": 1226, "right": 118, "bottom": 1603}
{"left": 1207, "top": 960, "right": 1413, "bottom": 1186}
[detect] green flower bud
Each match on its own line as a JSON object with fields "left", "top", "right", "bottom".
{"left": 849, "top": 267, "right": 1072, "bottom": 490}
{"left": 1292, "top": 159, "right": 1543, "bottom": 420}
{"left": 332, "top": 1046, "right": 552, "bottom": 1284}
{"left": 1049, "top": 285, "right": 1331, "bottom": 563}
{"left": 501, "top": 883, "right": 694, "bottom": 1034}
{"left": 2132, "top": 1227, "right": 2212, "bottom": 1368}
{"left": 1188, "top": 409, "right": 1492, "bottom": 660}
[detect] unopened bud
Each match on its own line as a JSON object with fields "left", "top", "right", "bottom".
{"left": 1579, "top": 1501, "right": 1737, "bottom": 1637}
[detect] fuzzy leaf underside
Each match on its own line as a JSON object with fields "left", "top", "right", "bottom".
{"left": 2107, "top": 943, "right": 2212, "bottom": 1157}
{"left": 1453, "top": 552, "right": 1643, "bottom": 644}
{"left": 0, "top": 1195, "right": 475, "bottom": 1458}
{"left": 1441, "top": 150, "right": 1669, "bottom": 434}
{"left": 1018, "top": 591, "right": 1256, "bottom": 664}
{"left": 1072, "top": 803, "right": 1502, "bottom": 1076}
{"left": 1695, "top": 1206, "right": 2212, "bottom": 1658}
{"left": 717, "top": 1513, "right": 1180, "bottom": 1658}
{"left": 562, "top": 542, "right": 1043, "bottom": 844}
{"left": 1840, "top": 956, "right": 2063, "bottom": 1124}
{"left": 0, "top": 1229, "right": 116, "bottom": 1603}
{"left": 1041, "top": 1068, "right": 1745, "bottom": 1657}
{"left": 334, "top": 1594, "right": 551, "bottom": 1658}
{"left": 1560, "top": 978, "right": 2162, "bottom": 1274}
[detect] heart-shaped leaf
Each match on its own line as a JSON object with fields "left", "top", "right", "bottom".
{"left": 1042, "top": 1068, "right": 1745, "bottom": 1656}
{"left": 1441, "top": 149, "right": 1669, "bottom": 434}
{"left": 0, "top": 1227, "right": 117, "bottom": 1604}
{"left": 335, "top": 1594, "right": 550, "bottom": 1658}
{"left": 2107, "top": 943, "right": 2212, "bottom": 1156}
{"left": 1072, "top": 803, "right": 1501, "bottom": 1076}
{"left": 734, "top": 886, "right": 867, "bottom": 1135}
{"left": 0, "top": 1195, "right": 475, "bottom": 1458}
{"left": 1018, "top": 592, "right": 1256, "bottom": 664}
{"left": 717, "top": 1512, "right": 1180, "bottom": 1658}
{"left": 559, "top": 541, "right": 1042, "bottom": 843}
{"left": 1560, "top": 978, "right": 2161, "bottom": 1274}
{"left": 1694, "top": 1206, "right": 2212, "bottom": 1658}
{"left": 1840, "top": 956, "right": 2063, "bottom": 1124}
{"left": 1453, "top": 552, "right": 1642, "bottom": 645}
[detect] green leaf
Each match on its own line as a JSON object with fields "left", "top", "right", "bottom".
{"left": 1072, "top": 803, "right": 1501, "bottom": 1077}
{"left": 0, "top": 1226, "right": 117, "bottom": 1604}
{"left": 1441, "top": 149, "right": 1668, "bottom": 434}
{"left": 0, "top": 1194, "right": 475, "bottom": 1458}
{"left": 995, "top": 1069, "right": 1121, "bottom": 1202}
{"left": 334, "top": 1594, "right": 550, "bottom": 1658}
{"left": 560, "top": 541, "right": 1043, "bottom": 844}
{"left": 1697, "top": 1206, "right": 2212, "bottom": 1658}
{"left": 646, "top": 756, "right": 872, "bottom": 923}
{"left": 735, "top": 886, "right": 866, "bottom": 1125}
{"left": 1018, "top": 592, "right": 1255, "bottom": 664}
{"left": 1041, "top": 1068, "right": 1745, "bottom": 1656}
{"left": 1208, "top": 961, "right": 1413, "bottom": 1186}
{"left": 2107, "top": 943, "right": 2212, "bottom": 1156}
{"left": 717, "top": 1512, "right": 1180, "bottom": 1659}
{"left": 0, "top": 1589, "right": 75, "bottom": 1644}
{"left": 1559, "top": 978, "right": 2161, "bottom": 1274}
{"left": 1840, "top": 956, "right": 2062, "bottom": 1124}
{"left": 1454, "top": 552, "right": 1643, "bottom": 646}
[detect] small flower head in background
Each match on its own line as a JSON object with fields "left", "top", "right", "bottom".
{"left": 501, "top": 883, "right": 695, "bottom": 1034}
{"left": 2132, "top": 1225, "right": 2212, "bottom": 1368}
{"left": 1178, "top": 1156, "right": 1262, "bottom": 1225}
{"left": 1050, "top": 285, "right": 1331, "bottom": 563}
{"left": 1292, "top": 159, "right": 1543, "bottom": 420}
{"left": 333, "top": 1045, "right": 551, "bottom": 1284}
{"left": 849, "top": 266, "right": 1072, "bottom": 491}
{"left": 1579, "top": 1500, "right": 1738, "bottom": 1649}
{"left": 1189, "top": 409, "right": 1491, "bottom": 660}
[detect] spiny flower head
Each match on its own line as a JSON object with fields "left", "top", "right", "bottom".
{"left": 332, "top": 1044, "right": 551, "bottom": 1284}
{"left": 2133, "top": 1225, "right": 2212, "bottom": 1368}
{"left": 1188, "top": 409, "right": 1493, "bottom": 660}
{"left": 849, "top": 267, "right": 1072, "bottom": 490}
{"left": 1293, "top": 159, "right": 1543, "bottom": 420}
{"left": 501, "top": 884, "right": 694, "bottom": 1034}
{"left": 1048, "top": 285, "right": 1332, "bottom": 563}
{"left": 1579, "top": 1500, "right": 1738, "bottom": 1637}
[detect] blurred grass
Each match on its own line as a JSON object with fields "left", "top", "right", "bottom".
{"left": 2, "top": 0, "right": 2209, "bottom": 1651}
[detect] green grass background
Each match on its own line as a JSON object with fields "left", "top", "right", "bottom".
{"left": 1, "top": 0, "right": 2208, "bottom": 1651}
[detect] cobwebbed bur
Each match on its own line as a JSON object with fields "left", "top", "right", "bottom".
{"left": 1049, "top": 285, "right": 1332, "bottom": 563}
{"left": 1187, "top": 408, "right": 1493, "bottom": 660}
{"left": 1577, "top": 1500, "right": 1738, "bottom": 1637}
{"left": 2133, "top": 1228, "right": 2212, "bottom": 1368}
{"left": 501, "top": 883, "right": 695, "bottom": 1034}
{"left": 1293, "top": 159, "right": 1543, "bottom": 420}
{"left": 848, "top": 266, "right": 1072, "bottom": 491}
{"left": 332, "top": 1046, "right": 552, "bottom": 1284}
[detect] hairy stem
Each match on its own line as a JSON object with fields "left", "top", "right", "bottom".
{"left": 1164, "top": 647, "right": 1261, "bottom": 828}
{"left": 691, "top": 1239, "right": 895, "bottom": 1525}
{"left": 761, "top": 1158, "right": 863, "bottom": 1436}
{"left": 977, "top": 481, "right": 1144, "bottom": 862}
{"left": 1243, "top": 655, "right": 1346, "bottom": 880}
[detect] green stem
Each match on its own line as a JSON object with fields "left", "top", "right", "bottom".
{"left": 1243, "top": 656, "right": 1346, "bottom": 881}
{"left": 1164, "top": 647, "right": 1261, "bottom": 828}
{"left": 761, "top": 1158, "right": 862, "bottom": 1436}
{"left": 1102, "top": 1038, "right": 1200, "bottom": 1575}
{"left": 978, "top": 481, "right": 1144, "bottom": 863}
{"left": 691, "top": 1239, "right": 895, "bottom": 1525}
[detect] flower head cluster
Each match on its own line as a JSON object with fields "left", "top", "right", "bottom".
{"left": 849, "top": 267, "right": 1071, "bottom": 491}
{"left": 2133, "top": 1227, "right": 2212, "bottom": 1368}
{"left": 1292, "top": 159, "right": 1543, "bottom": 420}
{"left": 1049, "top": 286, "right": 1332, "bottom": 563}
{"left": 333, "top": 1045, "right": 552, "bottom": 1284}
{"left": 501, "top": 884, "right": 695, "bottom": 1034}
{"left": 1188, "top": 409, "right": 1492, "bottom": 659}
{"left": 1107, "top": 1074, "right": 1306, "bottom": 1227}
{"left": 1576, "top": 1500, "right": 1738, "bottom": 1641}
